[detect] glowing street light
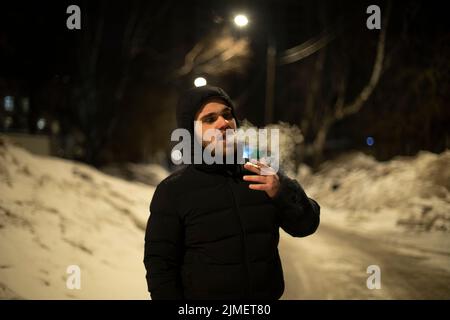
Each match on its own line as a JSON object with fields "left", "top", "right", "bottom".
{"left": 36, "top": 118, "right": 47, "bottom": 130}
{"left": 194, "top": 77, "right": 207, "bottom": 87}
{"left": 234, "top": 14, "right": 248, "bottom": 27}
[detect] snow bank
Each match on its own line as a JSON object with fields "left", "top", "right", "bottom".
{"left": 101, "top": 163, "right": 169, "bottom": 186}
{"left": 301, "top": 150, "right": 450, "bottom": 233}
{"left": 0, "top": 136, "right": 154, "bottom": 299}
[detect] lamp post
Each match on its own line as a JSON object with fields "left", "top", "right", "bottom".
{"left": 233, "top": 13, "right": 276, "bottom": 124}
{"left": 264, "top": 39, "right": 276, "bottom": 124}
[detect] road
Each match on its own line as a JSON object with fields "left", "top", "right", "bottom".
{"left": 279, "top": 222, "right": 450, "bottom": 299}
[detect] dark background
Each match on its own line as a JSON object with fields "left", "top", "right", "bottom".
{"left": 0, "top": 0, "right": 448, "bottom": 168}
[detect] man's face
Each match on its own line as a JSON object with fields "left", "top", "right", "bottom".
{"left": 194, "top": 99, "right": 237, "bottom": 155}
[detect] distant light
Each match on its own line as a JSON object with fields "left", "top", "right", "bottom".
{"left": 234, "top": 14, "right": 248, "bottom": 27}
{"left": 4, "top": 116, "right": 13, "bottom": 129}
{"left": 171, "top": 150, "right": 182, "bottom": 162}
{"left": 194, "top": 77, "right": 207, "bottom": 87}
{"left": 51, "top": 121, "right": 60, "bottom": 134}
{"left": 37, "top": 118, "right": 47, "bottom": 130}
{"left": 4, "top": 96, "right": 14, "bottom": 112}
{"left": 366, "top": 136, "right": 375, "bottom": 146}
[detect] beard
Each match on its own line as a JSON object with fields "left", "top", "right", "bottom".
{"left": 203, "top": 138, "right": 235, "bottom": 156}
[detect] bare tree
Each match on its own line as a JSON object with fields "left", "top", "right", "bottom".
{"left": 71, "top": 1, "right": 171, "bottom": 165}
{"left": 174, "top": 26, "right": 251, "bottom": 79}
{"left": 306, "top": 3, "right": 391, "bottom": 164}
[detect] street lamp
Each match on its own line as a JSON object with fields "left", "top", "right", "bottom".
{"left": 194, "top": 77, "right": 207, "bottom": 87}
{"left": 233, "top": 14, "right": 248, "bottom": 27}
{"left": 232, "top": 13, "right": 274, "bottom": 123}
{"left": 231, "top": 11, "right": 332, "bottom": 124}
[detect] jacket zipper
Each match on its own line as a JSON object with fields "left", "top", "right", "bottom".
{"left": 226, "top": 178, "right": 252, "bottom": 298}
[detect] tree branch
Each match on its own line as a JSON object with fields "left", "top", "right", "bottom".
{"left": 337, "top": 2, "right": 391, "bottom": 120}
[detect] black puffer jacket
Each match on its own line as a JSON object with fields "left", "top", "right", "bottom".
{"left": 143, "top": 86, "right": 320, "bottom": 300}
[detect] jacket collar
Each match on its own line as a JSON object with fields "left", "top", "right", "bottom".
{"left": 193, "top": 154, "right": 248, "bottom": 177}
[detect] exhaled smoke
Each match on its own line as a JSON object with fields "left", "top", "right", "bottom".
{"left": 239, "top": 119, "right": 304, "bottom": 177}
{"left": 170, "top": 119, "right": 304, "bottom": 176}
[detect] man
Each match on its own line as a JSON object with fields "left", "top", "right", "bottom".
{"left": 143, "top": 86, "right": 320, "bottom": 300}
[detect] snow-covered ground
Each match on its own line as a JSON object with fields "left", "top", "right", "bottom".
{"left": 101, "top": 163, "right": 169, "bottom": 186}
{"left": 280, "top": 150, "right": 450, "bottom": 299}
{"left": 1, "top": 135, "right": 449, "bottom": 299}
{"left": 0, "top": 136, "right": 153, "bottom": 299}
{"left": 298, "top": 151, "right": 450, "bottom": 254}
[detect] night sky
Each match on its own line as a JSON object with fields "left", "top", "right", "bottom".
{"left": 0, "top": 0, "right": 449, "bottom": 166}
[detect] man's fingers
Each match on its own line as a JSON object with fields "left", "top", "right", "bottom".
{"left": 243, "top": 175, "right": 266, "bottom": 183}
{"left": 255, "top": 160, "right": 269, "bottom": 168}
{"left": 255, "top": 160, "right": 276, "bottom": 176}
{"left": 249, "top": 184, "right": 269, "bottom": 191}
{"left": 244, "top": 162, "right": 261, "bottom": 174}
{"left": 244, "top": 160, "right": 276, "bottom": 176}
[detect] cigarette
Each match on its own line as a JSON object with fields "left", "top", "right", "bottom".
{"left": 245, "top": 162, "right": 260, "bottom": 169}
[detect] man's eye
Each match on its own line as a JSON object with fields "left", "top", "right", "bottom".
{"left": 203, "top": 116, "right": 216, "bottom": 123}
{"left": 222, "top": 111, "right": 233, "bottom": 120}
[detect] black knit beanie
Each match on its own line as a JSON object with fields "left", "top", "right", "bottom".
{"left": 176, "top": 86, "right": 239, "bottom": 134}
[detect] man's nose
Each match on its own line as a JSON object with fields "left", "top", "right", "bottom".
{"left": 216, "top": 116, "right": 231, "bottom": 131}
